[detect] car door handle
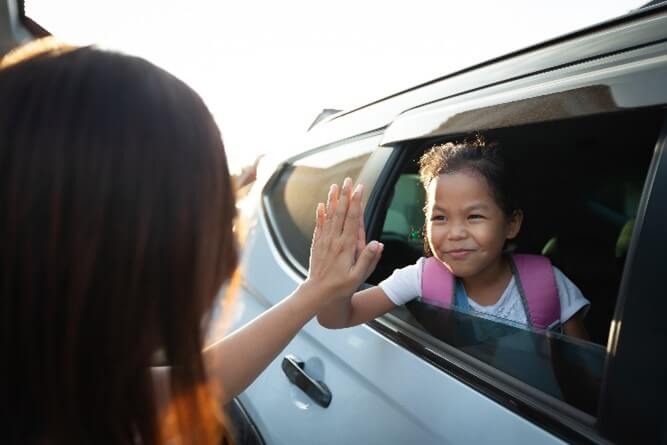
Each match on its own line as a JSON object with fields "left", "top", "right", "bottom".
{"left": 281, "top": 354, "right": 332, "bottom": 408}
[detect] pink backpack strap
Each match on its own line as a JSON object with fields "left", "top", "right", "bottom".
{"left": 511, "top": 254, "right": 560, "bottom": 329}
{"left": 420, "top": 254, "right": 560, "bottom": 329}
{"left": 420, "top": 257, "right": 455, "bottom": 308}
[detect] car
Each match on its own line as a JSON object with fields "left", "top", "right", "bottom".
{"left": 216, "top": 2, "right": 667, "bottom": 444}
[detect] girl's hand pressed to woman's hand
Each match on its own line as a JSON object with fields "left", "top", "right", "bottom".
{"left": 204, "top": 177, "right": 382, "bottom": 403}
{"left": 304, "top": 177, "right": 382, "bottom": 304}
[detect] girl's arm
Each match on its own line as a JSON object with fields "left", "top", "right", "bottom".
{"left": 562, "top": 308, "right": 589, "bottom": 340}
{"left": 204, "top": 178, "right": 381, "bottom": 404}
{"left": 317, "top": 286, "right": 396, "bottom": 329}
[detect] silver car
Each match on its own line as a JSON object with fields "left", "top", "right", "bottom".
{"left": 220, "top": 3, "right": 667, "bottom": 444}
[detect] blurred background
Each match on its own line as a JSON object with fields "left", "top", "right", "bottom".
{"left": 26, "top": 0, "right": 641, "bottom": 174}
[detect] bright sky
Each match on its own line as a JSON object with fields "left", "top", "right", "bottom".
{"left": 28, "top": 0, "right": 641, "bottom": 172}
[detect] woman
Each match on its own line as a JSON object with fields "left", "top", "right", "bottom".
{"left": 0, "top": 39, "right": 382, "bottom": 444}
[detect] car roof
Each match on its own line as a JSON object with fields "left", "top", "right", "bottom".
{"left": 303, "top": 4, "right": 667, "bottom": 150}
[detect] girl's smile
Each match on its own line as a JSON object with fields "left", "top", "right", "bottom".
{"left": 444, "top": 248, "right": 476, "bottom": 260}
{"left": 426, "top": 170, "right": 522, "bottom": 287}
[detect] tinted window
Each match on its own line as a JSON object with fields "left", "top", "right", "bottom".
{"left": 394, "top": 302, "right": 606, "bottom": 415}
{"left": 265, "top": 136, "right": 377, "bottom": 270}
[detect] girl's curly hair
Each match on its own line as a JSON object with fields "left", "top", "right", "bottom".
{"left": 418, "top": 135, "right": 519, "bottom": 216}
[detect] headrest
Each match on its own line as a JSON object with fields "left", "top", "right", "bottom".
{"left": 615, "top": 218, "right": 635, "bottom": 258}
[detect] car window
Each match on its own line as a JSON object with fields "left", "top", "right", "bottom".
{"left": 369, "top": 108, "right": 663, "bottom": 418}
{"left": 264, "top": 136, "right": 377, "bottom": 271}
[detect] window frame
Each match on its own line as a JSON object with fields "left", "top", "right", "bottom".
{"left": 596, "top": 114, "right": 667, "bottom": 443}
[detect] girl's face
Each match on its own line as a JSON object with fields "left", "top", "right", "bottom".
{"left": 426, "top": 171, "right": 522, "bottom": 281}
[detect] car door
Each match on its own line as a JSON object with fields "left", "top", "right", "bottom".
{"left": 220, "top": 133, "right": 572, "bottom": 445}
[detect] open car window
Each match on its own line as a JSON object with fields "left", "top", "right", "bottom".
{"left": 368, "top": 107, "right": 664, "bottom": 420}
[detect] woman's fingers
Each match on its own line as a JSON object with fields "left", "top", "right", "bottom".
{"left": 312, "top": 202, "right": 325, "bottom": 244}
{"left": 308, "top": 178, "right": 383, "bottom": 300}
{"left": 331, "top": 177, "right": 352, "bottom": 236}
{"left": 355, "top": 223, "right": 366, "bottom": 261}
{"left": 342, "top": 184, "right": 362, "bottom": 249}
{"left": 326, "top": 184, "right": 338, "bottom": 220}
{"left": 322, "top": 184, "right": 338, "bottom": 238}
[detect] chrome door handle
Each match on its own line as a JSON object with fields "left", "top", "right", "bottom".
{"left": 281, "top": 354, "right": 332, "bottom": 408}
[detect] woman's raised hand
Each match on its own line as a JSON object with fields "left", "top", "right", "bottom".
{"left": 206, "top": 178, "right": 383, "bottom": 402}
{"left": 306, "top": 177, "right": 383, "bottom": 302}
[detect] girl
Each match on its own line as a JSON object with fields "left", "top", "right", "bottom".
{"left": 317, "top": 138, "right": 589, "bottom": 339}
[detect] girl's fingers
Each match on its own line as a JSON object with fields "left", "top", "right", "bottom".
{"left": 352, "top": 240, "right": 383, "bottom": 282}
{"left": 363, "top": 242, "right": 384, "bottom": 282}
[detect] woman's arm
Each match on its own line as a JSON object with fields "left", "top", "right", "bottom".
{"left": 205, "top": 178, "right": 382, "bottom": 404}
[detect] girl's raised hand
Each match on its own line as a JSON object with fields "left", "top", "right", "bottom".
{"left": 306, "top": 177, "right": 382, "bottom": 303}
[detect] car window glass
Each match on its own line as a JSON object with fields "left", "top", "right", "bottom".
{"left": 392, "top": 301, "right": 606, "bottom": 415}
{"left": 265, "top": 137, "right": 377, "bottom": 271}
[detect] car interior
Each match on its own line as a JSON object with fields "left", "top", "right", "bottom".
{"left": 369, "top": 108, "right": 663, "bottom": 346}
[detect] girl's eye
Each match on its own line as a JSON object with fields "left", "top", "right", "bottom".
{"left": 468, "top": 214, "right": 484, "bottom": 220}
{"left": 430, "top": 215, "right": 446, "bottom": 222}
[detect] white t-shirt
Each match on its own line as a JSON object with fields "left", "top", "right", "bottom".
{"left": 379, "top": 257, "right": 590, "bottom": 326}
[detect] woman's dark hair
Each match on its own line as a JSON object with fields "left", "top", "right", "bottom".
{"left": 0, "top": 41, "right": 236, "bottom": 444}
{"left": 418, "top": 136, "right": 519, "bottom": 216}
